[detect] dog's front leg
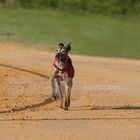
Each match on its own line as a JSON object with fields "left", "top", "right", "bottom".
{"left": 65, "top": 77, "right": 73, "bottom": 110}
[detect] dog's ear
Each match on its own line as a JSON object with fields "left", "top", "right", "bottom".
{"left": 66, "top": 43, "right": 71, "bottom": 51}
{"left": 68, "top": 43, "right": 71, "bottom": 47}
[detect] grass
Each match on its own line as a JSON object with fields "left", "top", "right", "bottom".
{"left": 0, "top": 6, "right": 140, "bottom": 59}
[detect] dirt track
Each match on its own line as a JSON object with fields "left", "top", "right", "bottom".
{"left": 0, "top": 44, "right": 140, "bottom": 140}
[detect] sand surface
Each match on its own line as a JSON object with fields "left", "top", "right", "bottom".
{"left": 0, "top": 44, "right": 140, "bottom": 140}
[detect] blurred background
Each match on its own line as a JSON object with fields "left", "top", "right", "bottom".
{"left": 0, "top": 0, "right": 139, "bottom": 59}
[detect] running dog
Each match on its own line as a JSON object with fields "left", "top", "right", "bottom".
{"left": 50, "top": 43, "right": 74, "bottom": 110}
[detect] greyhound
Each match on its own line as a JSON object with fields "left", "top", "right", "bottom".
{"left": 50, "top": 50, "right": 74, "bottom": 110}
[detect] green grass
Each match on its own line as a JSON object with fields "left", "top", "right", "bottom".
{"left": 0, "top": 7, "right": 140, "bottom": 59}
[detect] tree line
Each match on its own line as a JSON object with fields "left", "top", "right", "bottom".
{"left": 0, "top": 0, "right": 140, "bottom": 15}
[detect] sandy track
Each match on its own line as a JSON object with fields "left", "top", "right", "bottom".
{"left": 0, "top": 44, "right": 140, "bottom": 140}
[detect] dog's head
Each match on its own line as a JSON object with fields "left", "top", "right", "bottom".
{"left": 56, "top": 52, "right": 67, "bottom": 62}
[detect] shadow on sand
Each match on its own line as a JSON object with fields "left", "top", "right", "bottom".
{"left": 0, "top": 64, "right": 49, "bottom": 79}
{"left": 91, "top": 105, "right": 140, "bottom": 110}
{"left": 70, "top": 105, "right": 140, "bottom": 111}
{"left": 0, "top": 97, "right": 55, "bottom": 113}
